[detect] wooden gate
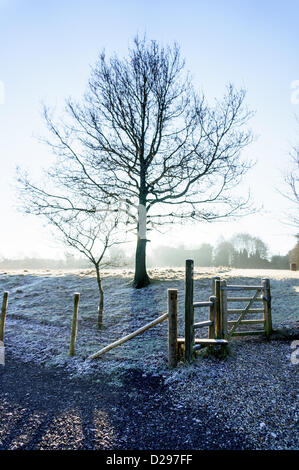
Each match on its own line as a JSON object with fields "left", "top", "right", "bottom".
{"left": 182, "top": 260, "right": 273, "bottom": 363}
{"left": 220, "top": 279, "right": 272, "bottom": 340}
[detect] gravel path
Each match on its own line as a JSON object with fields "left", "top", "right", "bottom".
{"left": 0, "top": 333, "right": 298, "bottom": 450}
{"left": 0, "top": 354, "right": 261, "bottom": 450}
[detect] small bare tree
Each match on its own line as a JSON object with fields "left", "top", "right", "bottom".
{"left": 26, "top": 205, "right": 122, "bottom": 329}
{"left": 17, "top": 35, "right": 254, "bottom": 288}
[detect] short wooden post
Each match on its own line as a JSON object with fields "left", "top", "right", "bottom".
{"left": 208, "top": 295, "right": 216, "bottom": 339}
{"left": 185, "top": 259, "right": 194, "bottom": 362}
{"left": 220, "top": 280, "right": 228, "bottom": 339}
{"left": 69, "top": 293, "right": 80, "bottom": 356}
{"left": 0, "top": 292, "right": 8, "bottom": 342}
{"left": 168, "top": 289, "right": 178, "bottom": 368}
{"left": 214, "top": 279, "right": 221, "bottom": 338}
{"left": 290, "top": 263, "right": 296, "bottom": 271}
{"left": 262, "top": 279, "right": 272, "bottom": 339}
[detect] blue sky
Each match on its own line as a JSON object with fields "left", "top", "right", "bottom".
{"left": 0, "top": 0, "right": 298, "bottom": 258}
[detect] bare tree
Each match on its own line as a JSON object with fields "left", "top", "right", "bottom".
{"left": 17, "top": 36, "right": 254, "bottom": 288}
{"left": 38, "top": 208, "right": 122, "bottom": 329}
{"left": 282, "top": 146, "right": 299, "bottom": 227}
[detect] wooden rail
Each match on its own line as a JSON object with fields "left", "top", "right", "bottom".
{"left": 223, "top": 285, "right": 263, "bottom": 291}
{"left": 227, "top": 297, "right": 263, "bottom": 302}
{"left": 193, "top": 301, "right": 213, "bottom": 308}
{"left": 227, "top": 319, "right": 264, "bottom": 325}
{"left": 194, "top": 320, "right": 213, "bottom": 329}
{"left": 227, "top": 308, "right": 264, "bottom": 314}
{"left": 87, "top": 312, "right": 168, "bottom": 360}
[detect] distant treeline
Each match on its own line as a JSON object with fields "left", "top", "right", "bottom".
{"left": 147, "top": 233, "right": 298, "bottom": 269}
{"left": 1, "top": 232, "right": 297, "bottom": 270}
{"left": 0, "top": 254, "right": 90, "bottom": 270}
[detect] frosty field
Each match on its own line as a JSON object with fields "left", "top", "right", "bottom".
{"left": 0, "top": 267, "right": 298, "bottom": 450}
{"left": 0, "top": 267, "right": 298, "bottom": 376}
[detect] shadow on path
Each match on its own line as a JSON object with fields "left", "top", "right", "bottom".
{"left": 0, "top": 356, "right": 255, "bottom": 450}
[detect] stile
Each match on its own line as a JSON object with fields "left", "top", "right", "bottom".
{"left": 168, "top": 289, "right": 178, "bottom": 368}
{"left": 184, "top": 259, "right": 194, "bottom": 362}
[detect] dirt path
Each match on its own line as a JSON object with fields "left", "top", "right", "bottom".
{"left": 0, "top": 354, "right": 255, "bottom": 450}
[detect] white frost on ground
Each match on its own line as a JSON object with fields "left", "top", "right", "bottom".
{"left": 0, "top": 267, "right": 298, "bottom": 449}
{"left": 0, "top": 267, "right": 298, "bottom": 377}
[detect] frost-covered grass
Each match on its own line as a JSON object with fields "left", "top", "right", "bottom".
{"left": 0, "top": 267, "right": 298, "bottom": 380}
{"left": 1, "top": 267, "right": 298, "bottom": 450}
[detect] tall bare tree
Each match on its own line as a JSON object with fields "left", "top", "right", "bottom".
{"left": 18, "top": 36, "right": 254, "bottom": 288}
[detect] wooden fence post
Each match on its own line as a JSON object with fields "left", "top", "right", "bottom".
{"left": 69, "top": 293, "right": 80, "bottom": 356}
{"left": 214, "top": 279, "right": 221, "bottom": 338}
{"left": 185, "top": 259, "right": 194, "bottom": 362}
{"left": 0, "top": 292, "right": 8, "bottom": 342}
{"left": 209, "top": 295, "right": 216, "bottom": 339}
{"left": 168, "top": 289, "right": 178, "bottom": 368}
{"left": 220, "top": 280, "right": 228, "bottom": 339}
{"left": 262, "top": 278, "right": 272, "bottom": 339}
{"left": 213, "top": 276, "right": 221, "bottom": 295}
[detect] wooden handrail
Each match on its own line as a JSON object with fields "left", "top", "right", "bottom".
{"left": 87, "top": 312, "right": 168, "bottom": 360}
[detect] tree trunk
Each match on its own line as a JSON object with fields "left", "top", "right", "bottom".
{"left": 133, "top": 237, "right": 150, "bottom": 288}
{"left": 95, "top": 264, "right": 104, "bottom": 329}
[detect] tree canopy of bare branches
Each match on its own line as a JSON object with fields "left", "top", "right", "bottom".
{"left": 282, "top": 146, "right": 299, "bottom": 228}
{"left": 17, "top": 36, "right": 254, "bottom": 288}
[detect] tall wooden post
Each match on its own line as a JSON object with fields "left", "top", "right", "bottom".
{"left": 214, "top": 278, "right": 221, "bottom": 339}
{"left": 213, "top": 276, "right": 221, "bottom": 295}
{"left": 69, "top": 293, "right": 80, "bottom": 356}
{"left": 208, "top": 295, "right": 216, "bottom": 339}
{"left": 168, "top": 289, "right": 178, "bottom": 368}
{"left": 0, "top": 292, "right": 8, "bottom": 342}
{"left": 185, "top": 259, "right": 194, "bottom": 362}
{"left": 220, "top": 280, "right": 228, "bottom": 339}
{"left": 262, "top": 278, "right": 272, "bottom": 339}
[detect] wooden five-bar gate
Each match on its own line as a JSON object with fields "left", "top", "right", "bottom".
{"left": 180, "top": 259, "right": 273, "bottom": 364}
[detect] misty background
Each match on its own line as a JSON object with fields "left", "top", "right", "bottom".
{"left": 0, "top": 231, "right": 296, "bottom": 270}
{"left": 0, "top": 0, "right": 298, "bottom": 262}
